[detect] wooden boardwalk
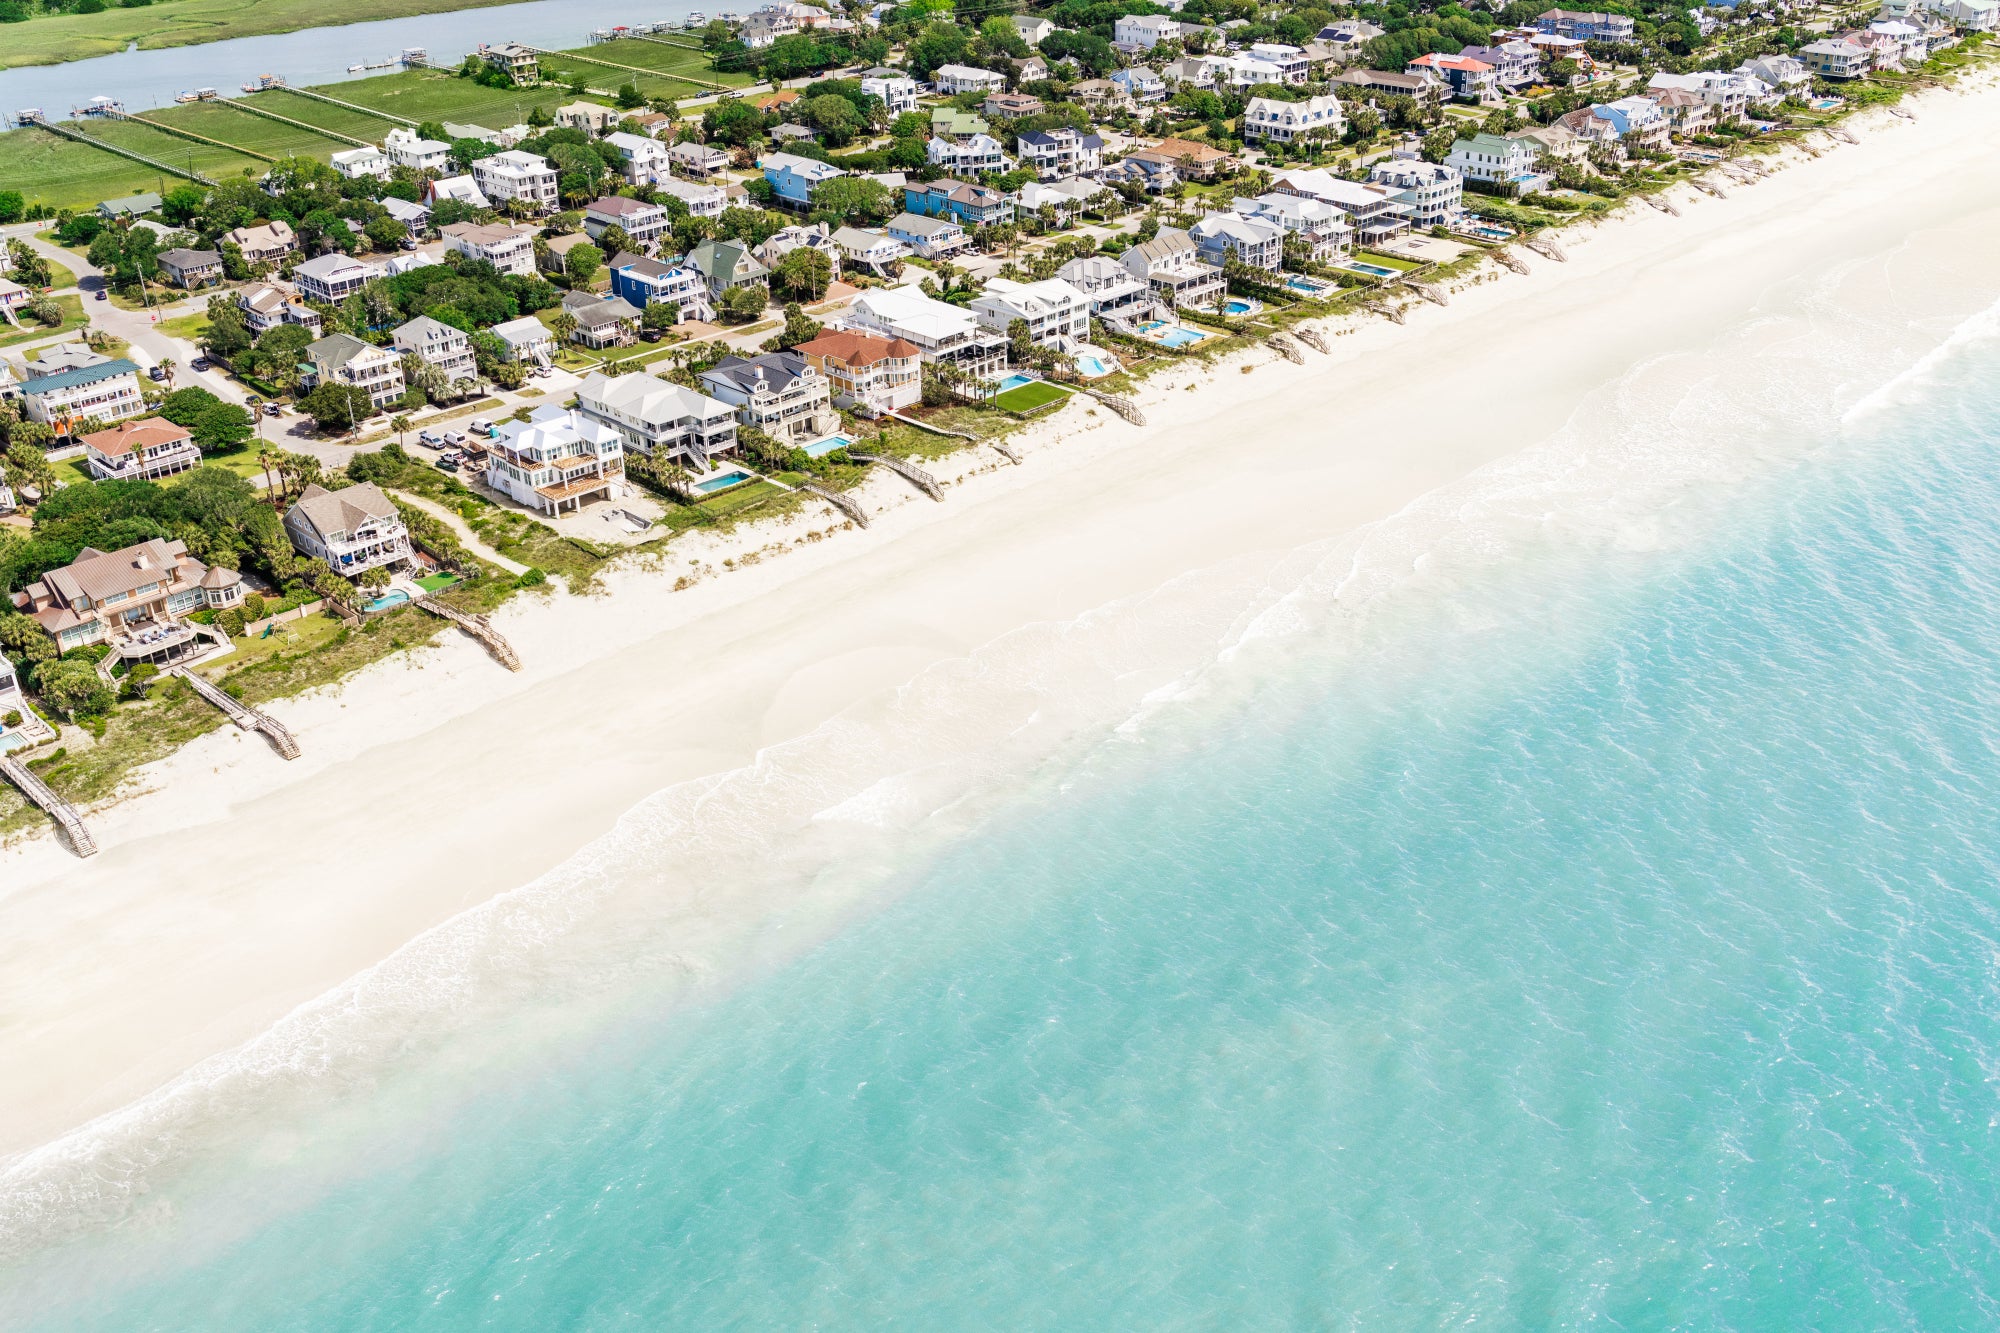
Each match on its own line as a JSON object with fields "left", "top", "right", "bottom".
{"left": 798, "top": 482, "right": 870, "bottom": 527}
{"left": 172, "top": 668, "right": 301, "bottom": 759}
{"left": 418, "top": 601, "right": 521, "bottom": 671}
{"left": 0, "top": 755, "right": 97, "bottom": 857}
{"left": 848, "top": 452, "right": 943, "bottom": 502}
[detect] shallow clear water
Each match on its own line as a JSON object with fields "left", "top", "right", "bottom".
{"left": 8, "top": 275, "right": 2000, "bottom": 1327}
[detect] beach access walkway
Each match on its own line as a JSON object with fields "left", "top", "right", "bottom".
{"left": 391, "top": 491, "right": 532, "bottom": 576}
{"left": 0, "top": 754, "right": 97, "bottom": 857}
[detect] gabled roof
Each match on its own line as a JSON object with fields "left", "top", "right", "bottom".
{"left": 700, "top": 349, "right": 811, "bottom": 396}
{"left": 81, "top": 416, "right": 192, "bottom": 459}
{"left": 793, "top": 328, "right": 920, "bottom": 365}
{"left": 287, "top": 482, "right": 401, "bottom": 542}
{"left": 19, "top": 358, "right": 140, "bottom": 397}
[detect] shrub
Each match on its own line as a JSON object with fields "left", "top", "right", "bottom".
{"left": 515, "top": 567, "right": 548, "bottom": 587}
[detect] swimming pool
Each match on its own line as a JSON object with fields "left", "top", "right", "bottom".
{"left": 1222, "top": 298, "right": 1260, "bottom": 316}
{"left": 1341, "top": 261, "right": 1399, "bottom": 278}
{"left": 695, "top": 470, "right": 753, "bottom": 494}
{"left": 994, "top": 373, "right": 1037, "bottom": 394}
{"left": 1284, "top": 276, "right": 1333, "bottom": 296}
{"left": 804, "top": 434, "right": 852, "bottom": 458}
{"left": 1138, "top": 321, "right": 1210, "bottom": 349}
{"left": 1074, "top": 354, "right": 1116, "bottom": 378}
{"left": 1458, "top": 223, "right": 1514, "bottom": 241}
{"left": 362, "top": 589, "right": 411, "bottom": 613}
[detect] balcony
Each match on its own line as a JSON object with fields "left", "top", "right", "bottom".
{"left": 112, "top": 620, "right": 200, "bottom": 661}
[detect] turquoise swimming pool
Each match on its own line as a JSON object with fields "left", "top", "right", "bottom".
{"left": 994, "top": 373, "right": 1037, "bottom": 394}
{"left": 696, "top": 470, "right": 753, "bottom": 494}
{"left": 1342, "top": 261, "right": 1399, "bottom": 278}
{"left": 1284, "top": 276, "right": 1333, "bottom": 296}
{"left": 1139, "top": 321, "right": 1210, "bottom": 349}
{"left": 1074, "top": 354, "right": 1116, "bottom": 378}
{"left": 1223, "top": 298, "right": 1260, "bottom": 316}
{"left": 362, "top": 589, "right": 410, "bottom": 613}
{"left": 804, "top": 435, "right": 852, "bottom": 458}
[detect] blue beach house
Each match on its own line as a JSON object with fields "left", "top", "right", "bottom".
{"left": 761, "top": 153, "right": 847, "bottom": 210}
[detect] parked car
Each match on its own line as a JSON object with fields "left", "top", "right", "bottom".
{"left": 147, "top": 365, "right": 167, "bottom": 382}
{"left": 437, "top": 457, "right": 460, "bottom": 473}
{"left": 467, "top": 419, "right": 492, "bottom": 436}
{"left": 417, "top": 429, "right": 443, "bottom": 446}
{"left": 265, "top": 403, "right": 283, "bottom": 417}
{"left": 442, "top": 431, "right": 466, "bottom": 446}
{"left": 190, "top": 357, "right": 210, "bottom": 371}
{"left": 94, "top": 290, "right": 107, "bottom": 302}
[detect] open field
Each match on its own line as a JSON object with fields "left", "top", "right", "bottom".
{"left": 0, "top": 0, "right": 509, "bottom": 71}
{"left": 147, "top": 100, "right": 353, "bottom": 157}
{"left": 557, "top": 37, "right": 756, "bottom": 88}
{"left": 0, "top": 126, "right": 197, "bottom": 214}
{"left": 252, "top": 88, "right": 412, "bottom": 141}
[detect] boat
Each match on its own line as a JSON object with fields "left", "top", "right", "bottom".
{"left": 174, "top": 89, "right": 202, "bottom": 103}
{"left": 242, "top": 73, "right": 282, "bottom": 92}
{"left": 348, "top": 63, "right": 365, "bottom": 72}
{"left": 401, "top": 47, "right": 429, "bottom": 63}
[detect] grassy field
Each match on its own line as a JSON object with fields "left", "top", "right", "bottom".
{"left": 146, "top": 100, "right": 353, "bottom": 158}
{"left": 0, "top": 296, "right": 87, "bottom": 349}
{"left": 989, "top": 381, "right": 1070, "bottom": 414}
{"left": 254, "top": 88, "right": 412, "bottom": 141}
{"left": 0, "top": 0, "right": 507, "bottom": 71}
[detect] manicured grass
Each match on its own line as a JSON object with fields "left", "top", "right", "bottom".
{"left": 989, "top": 380, "right": 1070, "bottom": 414}
{"left": 147, "top": 99, "right": 350, "bottom": 158}
{"left": 155, "top": 311, "right": 210, "bottom": 342}
{"left": 1353, "top": 250, "right": 1422, "bottom": 272}
{"left": 0, "top": 295, "right": 86, "bottom": 349}
{"left": 532, "top": 54, "right": 704, "bottom": 104}
{"left": 0, "top": 0, "right": 511, "bottom": 71}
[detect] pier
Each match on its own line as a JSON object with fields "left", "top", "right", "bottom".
{"left": 521, "top": 42, "right": 729, "bottom": 92}
{"left": 0, "top": 755, "right": 98, "bottom": 857}
{"left": 15, "top": 112, "right": 212, "bottom": 184}
{"left": 269, "top": 80, "right": 417, "bottom": 128}
{"left": 111, "top": 105, "right": 277, "bottom": 163}
{"left": 214, "top": 95, "right": 373, "bottom": 147}
{"left": 417, "top": 601, "right": 521, "bottom": 671}
{"left": 171, "top": 668, "right": 301, "bottom": 759}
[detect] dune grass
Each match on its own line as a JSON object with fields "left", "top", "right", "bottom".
{"left": 0, "top": 0, "right": 508, "bottom": 71}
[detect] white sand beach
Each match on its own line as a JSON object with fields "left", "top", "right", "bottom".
{"left": 4, "top": 78, "right": 2000, "bottom": 1164}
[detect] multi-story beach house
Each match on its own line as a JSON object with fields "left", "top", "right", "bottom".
{"left": 384, "top": 127, "right": 452, "bottom": 173}
{"left": 483, "top": 405, "right": 628, "bottom": 517}
{"left": 293, "top": 253, "right": 382, "bottom": 305}
{"left": 81, "top": 417, "right": 203, "bottom": 482}
{"left": 886, "top": 213, "right": 970, "bottom": 261}
{"left": 1534, "top": 7, "right": 1636, "bottom": 41}
{"left": 425, "top": 174, "right": 490, "bottom": 210}
{"left": 984, "top": 92, "right": 1044, "bottom": 120}
{"left": 584, "top": 196, "right": 671, "bottom": 251}
{"left": 607, "top": 253, "right": 715, "bottom": 323}
{"left": 283, "top": 482, "right": 413, "bottom": 578}
{"left": 862, "top": 73, "right": 922, "bottom": 114}
{"left": 554, "top": 102, "right": 620, "bottom": 136}
{"left": 971, "top": 277, "right": 1092, "bottom": 351}
{"left": 1447, "top": 132, "right": 1550, "bottom": 193}
{"left": 1119, "top": 227, "right": 1227, "bottom": 308}
{"left": 1646, "top": 70, "right": 1750, "bottom": 123}
{"left": 575, "top": 372, "right": 738, "bottom": 468}
{"left": 302, "top": 334, "right": 406, "bottom": 412}
{"left": 1270, "top": 170, "right": 1412, "bottom": 245}
{"left": 1458, "top": 41, "right": 1541, "bottom": 89}
{"left": 1190, "top": 212, "right": 1286, "bottom": 272}
{"left": 1016, "top": 128, "right": 1105, "bottom": 181}
{"left": 669, "top": 142, "right": 732, "bottom": 178}
{"left": 762, "top": 152, "right": 848, "bottom": 209}
{"left": 756, "top": 223, "right": 842, "bottom": 279}
{"left": 904, "top": 179, "right": 1015, "bottom": 228}
{"left": 654, "top": 176, "right": 728, "bottom": 219}
{"left": 928, "top": 132, "right": 1010, "bottom": 176}
{"left": 1110, "top": 67, "right": 1169, "bottom": 103}
{"left": 1367, "top": 158, "right": 1464, "bottom": 229}
{"left": 685, "top": 238, "right": 771, "bottom": 301}
{"left": 157, "top": 247, "right": 222, "bottom": 289}
{"left": 698, "top": 350, "right": 839, "bottom": 445}
{"left": 480, "top": 41, "right": 539, "bottom": 83}
{"left": 238, "top": 284, "right": 322, "bottom": 337}
{"left": 1242, "top": 95, "right": 1347, "bottom": 144}
{"left": 602, "top": 131, "right": 673, "bottom": 185}
{"left": 932, "top": 63, "right": 1006, "bottom": 95}
{"left": 561, "top": 293, "right": 644, "bottom": 350}
{"left": 1584, "top": 96, "right": 1671, "bottom": 148}
{"left": 792, "top": 329, "right": 922, "bottom": 415}
{"left": 1016, "top": 178, "right": 1113, "bottom": 222}
{"left": 831, "top": 227, "right": 908, "bottom": 277}
{"left": 472, "top": 150, "right": 559, "bottom": 212}
{"left": 391, "top": 316, "right": 478, "bottom": 384}
{"left": 14, "top": 537, "right": 241, "bottom": 662}
{"left": 1114, "top": 13, "right": 1183, "bottom": 47}
{"left": 1407, "top": 52, "right": 1500, "bottom": 102}
{"left": 223, "top": 220, "right": 297, "bottom": 266}
{"left": 1056, "top": 256, "right": 1157, "bottom": 322}
{"left": 331, "top": 145, "right": 392, "bottom": 180}
{"left": 441, "top": 222, "right": 536, "bottom": 277}
{"left": 1800, "top": 37, "right": 1873, "bottom": 77}
{"left": 490, "top": 315, "right": 556, "bottom": 367}
{"left": 844, "top": 285, "right": 1009, "bottom": 377}
{"left": 16, "top": 353, "right": 144, "bottom": 432}
{"left": 1231, "top": 194, "right": 1353, "bottom": 262}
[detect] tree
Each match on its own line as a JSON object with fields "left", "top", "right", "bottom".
{"left": 807, "top": 177, "right": 894, "bottom": 228}
{"left": 595, "top": 224, "right": 635, "bottom": 261}
{"left": 908, "top": 21, "right": 972, "bottom": 79}
{"left": 616, "top": 82, "right": 645, "bottom": 109}
{"left": 390, "top": 414, "right": 412, "bottom": 448}
{"left": 37, "top": 658, "right": 113, "bottom": 720}
{"left": 548, "top": 310, "right": 579, "bottom": 345}
{"left": 298, "top": 383, "right": 375, "bottom": 434}
{"left": 703, "top": 99, "right": 770, "bottom": 148}
{"left": 641, "top": 301, "right": 679, "bottom": 337}
{"left": 773, "top": 245, "right": 833, "bottom": 302}
{"left": 160, "top": 183, "right": 207, "bottom": 225}
{"left": 718, "top": 283, "right": 768, "bottom": 321}
{"left": 1006, "top": 316, "right": 1033, "bottom": 364}
{"left": 775, "top": 302, "right": 822, "bottom": 349}
{"left": 799, "top": 94, "right": 863, "bottom": 147}
{"left": 201, "top": 295, "right": 253, "bottom": 360}
{"left": 565, "top": 242, "right": 604, "bottom": 288}
{"left": 0, "top": 190, "right": 23, "bottom": 225}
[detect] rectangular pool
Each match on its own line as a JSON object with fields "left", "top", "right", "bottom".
{"left": 994, "top": 373, "right": 1037, "bottom": 393}
{"left": 695, "top": 470, "right": 753, "bottom": 494}
{"left": 1341, "top": 262, "right": 1399, "bottom": 278}
{"left": 804, "top": 435, "right": 852, "bottom": 458}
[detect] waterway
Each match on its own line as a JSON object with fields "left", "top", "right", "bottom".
{"left": 2, "top": 0, "right": 711, "bottom": 124}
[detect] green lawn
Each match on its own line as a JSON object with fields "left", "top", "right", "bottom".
{"left": 0, "top": 0, "right": 511, "bottom": 71}
{"left": 146, "top": 100, "right": 352, "bottom": 158}
{"left": 155, "top": 311, "right": 211, "bottom": 342}
{"left": 989, "top": 380, "right": 1070, "bottom": 414}
{"left": 583, "top": 37, "right": 752, "bottom": 87}
{"left": 252, "top": 88, "right": 409, "bottom": 141}
{"left": 0, "top": 295, "right": 86, "bottom": 349}
{"left": 1352, "top": 250, "right": 1422, "bottom": 272}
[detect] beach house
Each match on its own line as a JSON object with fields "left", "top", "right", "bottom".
{"left": 441, "top": 222, "right": 536, "bottom": 277}
{"left": 484, "top": 405, "right": 629, "bottom": 516}
{"left": 293, "top": 253, "right": 382, "bottom": 305}
{"left": 1120, "top": 227, "right": 1226, "bottom": 308}
{"left": 862, "top": 72, "right": 922, "bottom": 114}
{"left": 1056, "top": 256, "right": 1157, "bottom": 322}
{"left": 156, "top": 247, "right": 223, "bottom": 290}
{"left": 1190, "top": 212, "right": 1285, "bottom": 272}
{"left": 424, "top": 175, "right": 490, "bottom": 211}
{"left": 654, "top": 176, "right": 728, "bottom": 219}
{"left": 1534, "top": 7, "right": 1635, "bottom": 40}
{"left": 1447, "top": 132, "right": 1549, "bottom": 193}
{"left": 844, "top": 285, "right": 1008, "bottom": 377}
{"left": 971, "top": 277, "right": 1092, "bottom": 350}
{"left": 575, "top": 372, "right": 739, "bottom": 468}
{"left": 472, "top": 150, "right": 559, "bottom": 212}
{"left": 17, "top": 354, "right": 144, "bottom": 432}
{"left": 13, "top": 537, "right": 240, "bottom": 662}
{"left": 1800, "top": 37, "right": 1873, "bottom": 77}
{"left": 929, "top": 133, "right": 1011, "bottom": 176}
{"left": 560, "top": 293, "right": 644, "bottom": 350}
{"left": 1016, "top": 128, "right": 1105, "bottom": 181}
{"left": 830, "top": 227, "right": 909, "bottom": 277}
{"left": 554, "top": 102, "right": 621, "bottom": 136}
{"left": 607, "top": 253, "right": 714, "bottom": 323}
{"left": 1241, "top": 95, "right": 1347, "bottom": 144}
{"left": 933, "top": 63, "right": 1006, "bottom": 95}
{"left": 223, "top": 220, "right": 297, "bottom": 266}
{"left": 384, "top": 127, "right": 452, "bottom": 173}
{"left": 490, "top": 315, "right": 556, "bottom": 368}
{"left": 698, "top": 351, "right": 839, "bottom": 445}
{"left": 792, "top": 329, "right": 922, "bottom": 414}
{"left": 1367, "top": 158, "right": 1464, "bottom": 228}
{"left": 1270, "top": 170, "right": 1412, "bottom": 245}
{"left": 391, "top": 316, "right": 478, "bottom": 383}
{"left": 331, "top": 145, "right": 392, "bottom": 180}
{"left": 1115, "top": 13, "right": 1183, "bottom": 47}
{"left": 1457, "top": 41, "right": 1540, "bottom": 89}
{"left": 584, "top": 196, "right": 671, "bottom": 251}
{"left": 685, "top": 238, "right": 771, "bottom": 300}
{"left": 887, "top": 213, "right": 970, "bottom": 261}
{"left": 602, "top": 131, "right": 673, "bottom": 185}
{"left": 1407, "top": 52, "right": 1500, "bottom": 102}
{"left": 1231, "top": 194, "right": 1352, "bottom": 261}
{"left": 302, "top": 334, "right": 406, "bottom": 412}
{"left": 669, "top": 142, "right": 733, "bottom": 178}
{"left": 763, "top": 152, "right": 848, "bottom": 209}
{"left": 81, "top": 417, "right": 202, "bottom": 482}
{"left": 905, "top": 179, "right": 1015, "bottom": 228}
{"left": 283, "top": 482, "right": 413, "bottom": 578}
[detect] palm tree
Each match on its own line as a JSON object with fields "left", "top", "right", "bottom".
{"left": 548, "top": 311, "right": 579, "bottom": 347}
{"left": 390, "top": 414, "right": 412, "bottom": 448}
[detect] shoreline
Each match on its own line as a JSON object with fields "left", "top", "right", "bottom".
{"left": 4, "top": 81, "right": 1999, "bottom": 1166}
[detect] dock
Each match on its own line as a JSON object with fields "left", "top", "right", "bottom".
{"left": 0, "top": 755, "right": 97, "bottom": 858}
{"left": 14, "top": 111, "right": 212, "bottom": 184}
{"left": 417, "top": 601, "right": 521, "bottom": 671}
{"left": 215, "top": 95, "right": 373, "bottom": 147}
{"left": 171, "top": 668, "right": 301, "bottom": 759}
{"left": 269, "top": 79, "right": 417, "bottom": 128}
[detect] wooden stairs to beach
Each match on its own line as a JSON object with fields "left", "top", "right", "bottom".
{"left": 799, "top": 481, "right": 870, "bottom": 527}
{"left": 1080, "top": 390, "right": 1146, "bottom": 427}
{"left": 1493, "top": 247, "right": 1531, "bottom": 275}
{"left": 849, "top": 452, "right": 943, "bottom": 502}
{"left": 0, "top": 756, "right": 97, "bottom": 858}
{"left": 1294, "top": 328, "right": 1329, "bottom": 355}
{"left": 1523, "top": 236, "right": 1566, "bottom": 263}
{"left": 1409, "top": 281, "right": 1450, "bottom": 305}
{"left": 1267, "top": 335, "right": 1304, "bottom": 364}
{"left": 417, "top": 601, "right": 521, "bottom": 671}
{"left": 1693, "top": 178, "right": 1726, "bottom": 199}
{"left": 172, "top": 668, "right": 300, "bottom": 759}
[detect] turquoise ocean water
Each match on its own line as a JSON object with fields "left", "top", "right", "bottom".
{"left": 7, "top": 286, "right": 2000, "bottom": 1328}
